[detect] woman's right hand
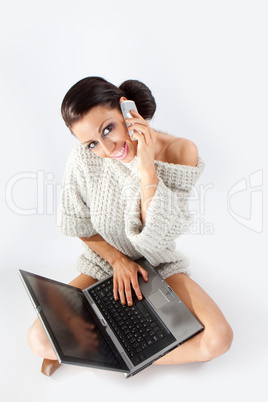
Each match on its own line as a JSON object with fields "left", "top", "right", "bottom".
{"left": 112, "top": 254, "right": 148, "bottom": 306}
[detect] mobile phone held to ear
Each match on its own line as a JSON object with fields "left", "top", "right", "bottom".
{"left": 120, "top": 100, "right": 138, "bottom": 139}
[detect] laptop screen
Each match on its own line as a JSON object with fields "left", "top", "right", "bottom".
{"left": 21, "top": 271, "right": 128, "bottom": 373}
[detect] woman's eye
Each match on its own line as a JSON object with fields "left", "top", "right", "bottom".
{"left": 103, "top": 124, "right": 114, "bottom": 136}
{"left": 87, "top": 141, "right": 97, "bottom": 150}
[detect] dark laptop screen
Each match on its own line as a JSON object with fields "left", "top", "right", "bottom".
{"left": 21, "top": 271, "right": 128, "bottom": 373}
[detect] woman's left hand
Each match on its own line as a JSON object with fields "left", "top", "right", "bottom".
{"left": 126, "top": 110, "right": 157, "bottom": 172}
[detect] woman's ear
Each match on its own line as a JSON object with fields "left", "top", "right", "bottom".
{"left": 119, "top": 96, "right": 128, "bottom": 104}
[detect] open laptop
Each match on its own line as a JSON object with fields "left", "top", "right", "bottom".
{"left": 19, "top": 258, "right": 204, "bottom": 378}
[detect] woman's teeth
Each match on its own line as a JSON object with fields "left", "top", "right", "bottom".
{"left": 113, "top": 143, "right": 125, "bottom": 157}
{"left": 112, "top": 142, "right": 127, "bottom": 158}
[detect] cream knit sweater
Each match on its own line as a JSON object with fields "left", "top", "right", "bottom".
{"left": 57, "top": 142, "right": 205, "bottom": 280}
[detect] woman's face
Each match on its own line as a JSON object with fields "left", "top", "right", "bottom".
{"left": 71, "top": 101, "right": 137, "bottom": 163}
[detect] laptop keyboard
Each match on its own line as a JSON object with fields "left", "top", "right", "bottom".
{"left": 89, "top": 278, "right": 170, "bottom": 366}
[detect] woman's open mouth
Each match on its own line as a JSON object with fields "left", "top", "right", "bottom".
{"left": 111, "top": 142, "right": 128, "bottom": 160}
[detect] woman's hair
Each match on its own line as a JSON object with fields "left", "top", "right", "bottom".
{"left": 61, "top": 76, "right": 156, "bottom": 131}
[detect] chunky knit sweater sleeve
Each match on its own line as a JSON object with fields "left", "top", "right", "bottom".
{"left": 57, "top": 147, "right": 98, "bottom": 238}
{"left": 123, "top": 158, "right": 205, "bottom": 265}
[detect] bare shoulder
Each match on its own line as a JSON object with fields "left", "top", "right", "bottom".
{"left": 165, "top": 137, "right": 199, "bottom": 166}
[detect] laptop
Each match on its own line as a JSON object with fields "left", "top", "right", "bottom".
{"left": 19, "top": 257, "right": 204, "bottom": 378}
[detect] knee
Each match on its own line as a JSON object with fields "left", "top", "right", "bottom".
{"left": 27, "top": 321, "right": 55, "bottom": 359}
{"left": 202, "top": 321, "right": 234, "bottom": 361}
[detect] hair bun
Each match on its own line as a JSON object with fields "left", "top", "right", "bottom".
{"left": 119, "top": 80, "right": 156, "bottom": 120}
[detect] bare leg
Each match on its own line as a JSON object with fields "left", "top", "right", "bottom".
{"left": 154, "top": 273, "right": 233, "bottom": 365}
{"left": 27, "top": 273, "right": 97, "bottom": 360}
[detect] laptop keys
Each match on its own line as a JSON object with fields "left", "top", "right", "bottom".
{"left": 89, "top": 279, "right": 169, "bottom": 365}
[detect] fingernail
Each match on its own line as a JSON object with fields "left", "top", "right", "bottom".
{"left": 138, "top": 295, "right": 143, "bottom": 300}
{"left": 128, "top": 301, "right": 132, "bottom": 306}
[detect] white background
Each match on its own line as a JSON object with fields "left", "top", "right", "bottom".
{"left": 1, "top": 1, "right": 267, "bottom": 401}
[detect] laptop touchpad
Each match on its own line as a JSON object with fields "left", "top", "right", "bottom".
{"left": 148, "top": 289, "right": 170, "bottom": 309}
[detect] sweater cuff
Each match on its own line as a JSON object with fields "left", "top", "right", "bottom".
{"left": 56, "top": 210, "right": 97, "bottom": 237}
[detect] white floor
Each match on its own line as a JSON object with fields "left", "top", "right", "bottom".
{"left": 1, "top": 1, "right": 267, "bottom": 401}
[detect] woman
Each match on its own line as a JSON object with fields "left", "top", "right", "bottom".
{"left": 28, "top": 77, "right": 233, "bottom": 376}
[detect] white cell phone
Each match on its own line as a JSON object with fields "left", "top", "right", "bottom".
{"left": 120, "top": 100, "right": 138, "bottom": 138}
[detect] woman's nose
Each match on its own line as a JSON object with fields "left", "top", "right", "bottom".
{"left": 99, "top": 139, "right": 115, "bottom": 156}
